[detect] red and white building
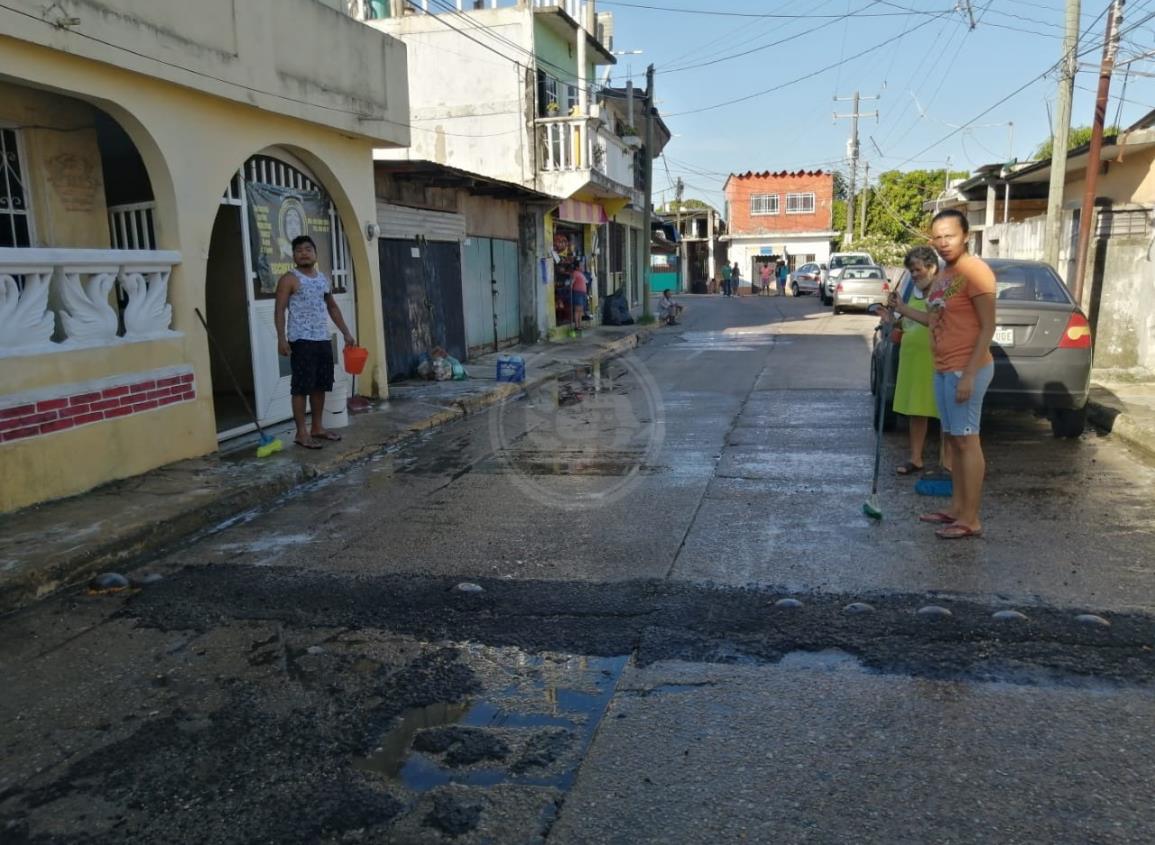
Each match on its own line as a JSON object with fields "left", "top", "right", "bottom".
{"left": 722, "top": 170, "right": 838, "bottom": 286}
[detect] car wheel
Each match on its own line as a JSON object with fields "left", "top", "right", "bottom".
{"left": 791, "top": 282, "right": 799, "bottom": 297}
{"left": 1050, "top": 407, "right": 1087, "bottom": 439}
{"left": 833, "top": 305, "right": 842, "bottom": 315}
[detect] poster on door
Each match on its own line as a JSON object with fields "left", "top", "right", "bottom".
{"left": 246, "top": 181, "right": 333, "bottom": 294}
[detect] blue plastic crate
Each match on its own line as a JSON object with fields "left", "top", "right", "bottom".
{"left": 496, "top": 354, "right": 526, "bottom": 383}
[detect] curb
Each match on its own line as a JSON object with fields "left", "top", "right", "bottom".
{"left": 1086, "top": 398, "right": 1155, "bottom": 461}
{"left": 0, "top": 330, "right": 653, "bottom": 615}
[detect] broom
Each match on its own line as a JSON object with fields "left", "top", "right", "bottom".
{"left": 194, "top": 308, "right": 283, "bottom": 458}
{"left": 863, "top": 313, "right": 897, "bottom": 520}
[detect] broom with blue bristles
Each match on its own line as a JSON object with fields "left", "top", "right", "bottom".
{"left": 195, "top": 308, "right": 283, "bottom": 458}
{"left": 864, "top": 307, "right": 897, "bottom": 521}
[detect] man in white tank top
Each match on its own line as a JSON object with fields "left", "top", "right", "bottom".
{"left": 274, "top": 235, "right": 356, "bottom": 449}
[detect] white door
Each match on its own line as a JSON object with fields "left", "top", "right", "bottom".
{"left": 235, "top": 155, "right": 356, "bottom": 428}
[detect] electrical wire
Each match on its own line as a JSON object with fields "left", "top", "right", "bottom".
{"left": 597, "top": 0, "right": 948, "bottom": 18}
{"left": 664, "top": 10, "right": 950, "bottom": 117}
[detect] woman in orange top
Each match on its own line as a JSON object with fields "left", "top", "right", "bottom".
{"left": 919, "top": 209, "right": 996, "bottom": 539}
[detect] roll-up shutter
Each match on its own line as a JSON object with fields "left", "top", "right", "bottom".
{"left": 376, "top": 202, "right": 466, "bottom": 242}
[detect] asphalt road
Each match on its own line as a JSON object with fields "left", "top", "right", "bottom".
{"left": 4, "top": 293, "right": 1155, "bottom": 844}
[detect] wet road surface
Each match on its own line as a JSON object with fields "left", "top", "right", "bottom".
{"left": 4, "top": 294, "right": 1155, "bottom": 843}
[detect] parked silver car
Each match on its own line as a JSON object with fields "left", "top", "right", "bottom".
{"left": 820, "top": 251, "right": 875, "bottom": 304}
{"left": 870, "top": 259, "right": 1093, "bottom": 438}
{"left": 832, "top": 265, "right": 889, "bottom": 314}
{"left": 788, "top": 262, "right": 823, "bottom": 296}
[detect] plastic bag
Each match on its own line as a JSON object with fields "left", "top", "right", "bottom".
{"left": 448, "top": 356, "right": 467, "bottom": 380}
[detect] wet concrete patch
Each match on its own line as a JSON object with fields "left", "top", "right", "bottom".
{"left": 121, "top": 566, "right": 1155, "bottom": 688}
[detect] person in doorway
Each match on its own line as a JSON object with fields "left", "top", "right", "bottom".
{"left": 776, "top": 261, "right": 788, "bottom": 296}
{"left": 720, "top": 261, "right": 732, "bottom": 297}
{"left": 658, "top": 289, "right": 684, "bottom": 325}
{"left": 570, "top": 261, "right": 589, "bottom": 331}
{"left": 731, "top": 262, "right": 741, "bottom": 296}
{"left": 275, "top": 235, "right": 356, "bottom": 450}
{"left": 884, "top": 245, "right": 951, "bottom": 478}
{"left": 919, "top": 209, "right": 996, "bottom": 539}
{"left": 759, "top": 262, "right": 772, "bottom": 295}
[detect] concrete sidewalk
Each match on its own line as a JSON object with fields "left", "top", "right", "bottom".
{"left": 1087, "top": 371, "right": 1155, "bottom": 460}
{"left": 0, "top": 323, "right": 657, "bottom": 613}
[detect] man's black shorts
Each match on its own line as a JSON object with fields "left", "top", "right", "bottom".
{"left": 289, "top": 339, "right": 335, "bottom": 396}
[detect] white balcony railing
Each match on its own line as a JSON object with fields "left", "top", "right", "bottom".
{"left": 0, "top": 249, "right": 182, "bottom": 358}
{"left": 538, "top": 116, "right": 596, "bottom": 173}
{"left": 108, "top": 202, "right": 157, "bottom": 251}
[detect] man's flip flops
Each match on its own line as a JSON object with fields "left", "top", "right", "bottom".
{"left": 936, "top": 524, "right": 983, "bottom": 539}
{"left": 294, "top": 439, "right": 323, "bottom": 450}
{"left": 918, "top": 511, "right": 956, "bottom": 525}
{"left": 313, "top": 431, "right": 342, "bottom": 442}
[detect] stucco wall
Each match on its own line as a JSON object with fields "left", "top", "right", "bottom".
{"left": 0, "top": 0, "right": 409, "bottom": 146}
{"left": 1089, "top": 235, "right": 1155, "bottom": 370}
{"left": 369, "top": 9, "right": 531, "bottom": 186}
{"left": 0, "top": 82, "right": 109, "bottom": 249}
{"left": 1065, "top": 147, "right": 1155, "bottom": 207}
{"left": 0, "top": 40, "right": 388, "bottom": 513}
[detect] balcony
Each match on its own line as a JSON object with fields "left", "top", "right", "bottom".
{"left": 0, "top": 249, "right": 182, "bottom": 359}
{"left": 536, "top": 116, "right": 643, "bottom": 207}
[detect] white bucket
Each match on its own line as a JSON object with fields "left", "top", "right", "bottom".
{"left": 322, "top": 383, "right": 349, "bottom": 429}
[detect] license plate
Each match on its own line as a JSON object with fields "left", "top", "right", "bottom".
{"left": 993, "top": 327, "right": 1014, "bottom": 346}
{"left": 853, "top": 296, "right": 869, "bottom": 304}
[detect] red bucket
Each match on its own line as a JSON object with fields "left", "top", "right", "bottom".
{"left": 343, "top": 345, "right": 368, "bottom": 375}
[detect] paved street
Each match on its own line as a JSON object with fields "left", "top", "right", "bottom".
{"left": 5, "top": 294, "right": 1155, "bottom": 844}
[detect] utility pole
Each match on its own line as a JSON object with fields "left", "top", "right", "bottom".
{"left": 858, "top": 162, "right": 870, "bottom": 239}
{"left": 958, "top": 0, "right": 978, "bottom": 29}
{"left": 835, "top": 91, "right": 879, "bottom": 244}
{"left": 1043, "top": 0, "right": 1081, "bottom": 269}
{"left": 1073, "top": 0, "right": 1124, "bottom": 306}
{"left": 674, "top": 177, "right": 685, "bottom": 293}
{"left": 641, "top": 64, "right": 655, "bottom": 320}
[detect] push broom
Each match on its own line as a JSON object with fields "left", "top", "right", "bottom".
{"left": 194, "top": 308, "right": 283, "bottom": 458}
{"left": 863, "top": 311, "right": 897, "bottom": 521}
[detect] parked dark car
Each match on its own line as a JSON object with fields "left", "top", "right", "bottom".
{"left": 870, "top": 259, "right": 1093, "bottom": 438}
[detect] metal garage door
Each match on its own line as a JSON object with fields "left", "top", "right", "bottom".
{"left": 462, "top": 236, "right": 520, "bottom": 354}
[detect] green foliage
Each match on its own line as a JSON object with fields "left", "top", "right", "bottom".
{"left": 845, "top": 233, "right": 909, "bottom": 267}
{"left": 1033, "top": 125, "right": 1120, "bottom": 160}
{"left": 680, "top": 198, "right": 712, "bottom": 210}
{"left": 859, "top": 169, "right": 967, "bottom": 244}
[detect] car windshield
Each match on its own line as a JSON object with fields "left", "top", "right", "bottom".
{"left": 830, "top": 255, "right": 871, "bottom": 269}
{"left": 991, "top": 263, "right": 1073, "bottom": 304}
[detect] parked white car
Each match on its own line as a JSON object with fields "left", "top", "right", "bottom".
{"left": 820, "top": 252, "right": 876, "bottom": 305}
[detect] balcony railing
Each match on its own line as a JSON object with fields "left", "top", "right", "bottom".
{"left": 0, "top": 249, "right": 182, "bottom": 358}
{"left": 538, "top": 116, "right": 595, "bottom": 173}
{"left": 108, "top": 202, "right": 157, "bottom": 251}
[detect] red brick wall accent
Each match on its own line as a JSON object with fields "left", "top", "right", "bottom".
{"left": 725, "top": 171, "right": 835, "bottom": 236}
{"left": 0, "top": 373, "right": 196, "bottom": 444}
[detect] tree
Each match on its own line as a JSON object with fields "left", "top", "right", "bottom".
{"left": 860, "top": 169, "right": 968, "bottom": 243}
{"left": 1033, "top": 125, "right": 1120, "bottom": 160}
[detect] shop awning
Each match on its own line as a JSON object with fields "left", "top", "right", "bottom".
{"left": 557, "top": 199, "right": 609, "bottom": 225}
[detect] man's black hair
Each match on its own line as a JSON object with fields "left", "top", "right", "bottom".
{"left": 291, "top": 235, "right": 317, "bottom": 250}
{"left": 931, "top": 208, "right": 970, "bottom": 234}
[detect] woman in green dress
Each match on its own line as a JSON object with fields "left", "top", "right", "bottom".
{"left": 888, "top": 246, "right": 951, "bottom": 476}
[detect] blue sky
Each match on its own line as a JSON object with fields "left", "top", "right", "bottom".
{"left": 598, "top": 0, "right": 1155, "bottom": 210}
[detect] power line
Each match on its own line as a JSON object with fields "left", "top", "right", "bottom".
{"left": 598, "top": 0, "right": 949, "bottom": 18}
{"left": 665, "top": 10, "right": 949, "bottom": 117}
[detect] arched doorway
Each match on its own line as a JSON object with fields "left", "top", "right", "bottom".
{"left": 205, "top": 151, "right": 356, "bottom": 437}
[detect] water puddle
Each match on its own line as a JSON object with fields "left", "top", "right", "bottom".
{"left": 354, "top": 652, "right": 628, "bottom": 792}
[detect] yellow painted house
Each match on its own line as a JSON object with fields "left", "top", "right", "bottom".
{"left": 0, "top": 0, "right": 410, "bottom": 512}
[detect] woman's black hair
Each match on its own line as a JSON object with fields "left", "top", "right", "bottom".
{"left": 904, "top": 245, "right": 939, "bottom": 269}
{"left": 931, "top": 208, "right": 969, "bottom": 234}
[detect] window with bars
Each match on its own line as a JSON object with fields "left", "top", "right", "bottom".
{"left": 1096, "top": 207, "right": 1152, "bottom": 239}
{"left": 1, "top": 128, "right": 32, "bottom": 247}
{"left": 785, "top": 193, "right": 816, "bottom": 214}
{"left": 750, "top": 194, "right": 779, "bottom": 216}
